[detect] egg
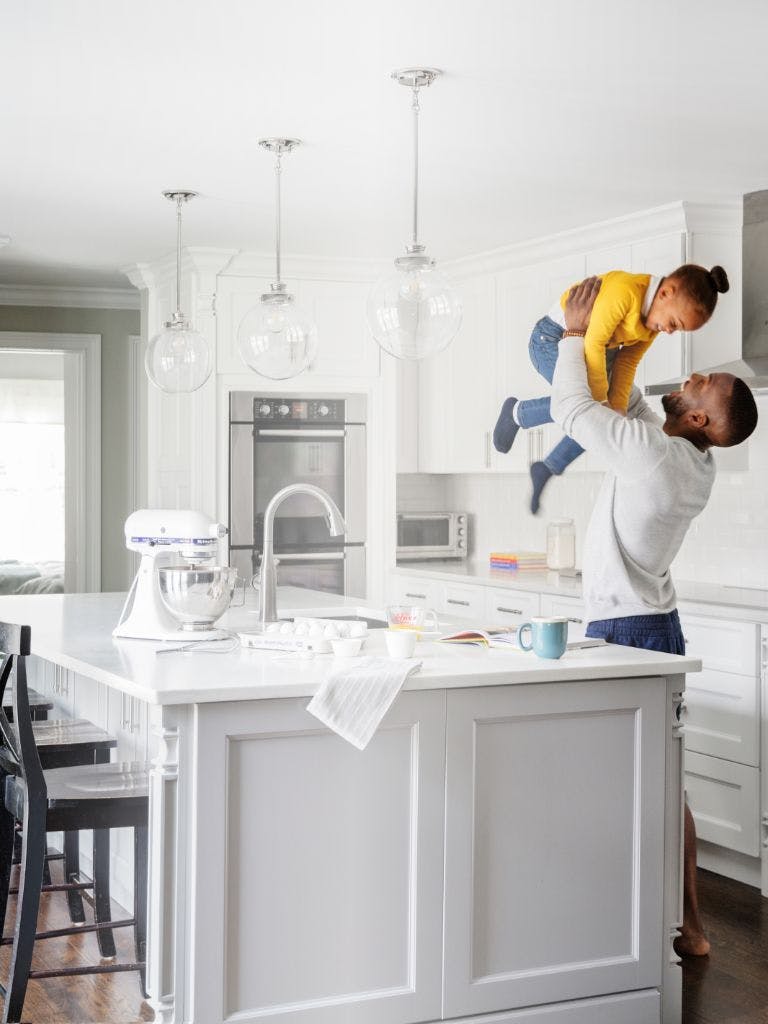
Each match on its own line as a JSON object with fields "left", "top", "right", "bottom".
{"left": 308, "top": 623, "right": 324, "bottom": 637}
{"left": 323, "top": 623, "right": 339, "bottom": 638}
{"left": 294, "top": 623, "right": 309, "bottom": 636}
{"left": 279, "top": 622, "right": 294, "bottom": 635}
{"left": 348, "top": 622, "right": 367, "bottom": 638}
{"left": 266, "top": 623, "right": 281, "bottom": 633}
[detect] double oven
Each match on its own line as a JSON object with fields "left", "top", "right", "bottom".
{"left": 228, "top": 393, "right": 366, "bottom": 597}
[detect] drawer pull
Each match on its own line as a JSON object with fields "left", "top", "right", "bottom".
{"left": 405, "top": 592, "right": 426, "bottom": 599}
{"left": 568, "top": 617, "right": 583, "bottom": 624}
{"left": 447, "top": 598, "right": 470, "bottom": 607}
{"left": 496, "top": 606, "right": 523, "bottom": 615}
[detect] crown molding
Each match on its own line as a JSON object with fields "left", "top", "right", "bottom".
{"left": 0, "top": 283, "right": 140, "bottom": 310}
{"left": 445, "top": 199, "right": 743, "bottom": 278}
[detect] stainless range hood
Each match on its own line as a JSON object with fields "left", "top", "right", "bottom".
{"left": 645, "top": 190, "right": 768, "bottom": 395}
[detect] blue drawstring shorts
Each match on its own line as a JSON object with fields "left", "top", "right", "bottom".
{"left": 585, "top": 609, "right": 685, "bottom": 657}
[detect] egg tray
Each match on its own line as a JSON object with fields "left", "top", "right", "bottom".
{"left": 238, "top": 616, "right": 367, "bottom": 654}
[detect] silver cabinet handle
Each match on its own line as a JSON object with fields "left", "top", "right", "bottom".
{"left": 568, "top": 617, "right": 583, "bottom": 624}
{"left": 447, "top": 598, "right": 470, "bottom": 606}
{"left": 484, "top": 431, "right": 491, "bottom": 468}
{"left": 405, "top": 591, "right": 426, "bottom": 599}
{"left": 496, "top": 606, "right": 523, "bottom": 615}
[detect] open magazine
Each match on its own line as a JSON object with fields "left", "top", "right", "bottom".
{"left": 436, "top": 628, "right": 607, "bottom": 651}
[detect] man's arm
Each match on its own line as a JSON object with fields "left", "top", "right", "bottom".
{"left": 551, "top": 280, "right": 668, "bottom": 478}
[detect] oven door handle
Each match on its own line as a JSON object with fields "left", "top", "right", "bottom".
{"left": 272, "top": 551, "right": 345, "bottom": 561}
{"left": 255, "top": 428, "right": 346, "bottom": 438}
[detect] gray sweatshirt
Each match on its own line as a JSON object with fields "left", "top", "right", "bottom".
{"left": 550, "top": 338, "right": 715, "bottom": 623}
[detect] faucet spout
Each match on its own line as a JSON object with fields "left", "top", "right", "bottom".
{"left": 258, "top": 484, "right": 346, "bottom": 626}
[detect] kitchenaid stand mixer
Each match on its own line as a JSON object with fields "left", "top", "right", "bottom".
{"left": 113, "top": 509, "right": 232, "bottom": 641}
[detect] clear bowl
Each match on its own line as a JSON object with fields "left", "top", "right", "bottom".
{"left": 158, "top": 565, "right": 238, "bottom": 631}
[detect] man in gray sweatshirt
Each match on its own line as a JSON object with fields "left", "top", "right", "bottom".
{"left": 551, "top": 276, "right": 758, "bottom": 957}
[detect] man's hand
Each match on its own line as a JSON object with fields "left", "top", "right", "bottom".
{"left": 564, "top": 276, "right": 601, "bottom": 333}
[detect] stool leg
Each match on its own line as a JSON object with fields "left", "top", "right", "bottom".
{"left": 134, "top": 824, "right": 148, "bottom": 997}
{"left": 3, "top": 806, "right": 45, "bottom": 1024}
{"left": 92, "top": 828, "right": 116, "bottom": 958}
{"left": 63, "top": 831, "right": 85, "bottom": 923}
{"left": 0, "top": 805, "right": 15, "bottom": 936}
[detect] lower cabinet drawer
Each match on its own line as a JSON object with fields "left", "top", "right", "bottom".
{"left": 682, "top": 668, "right": 759, "bottom": 766}
{"left": 389, "top": 575, "right": 441, "bottom": 609}
{"left": 539, "top": 594, "right": 588, "bottom": 641}
{"left": 439, "top": 583, "right": 485, "bottom": 620}
{"left": 436, "top": 988, "right": 660, "bottom": 1023}
{"left": 484, "top": 587, "right": 540, "bottom": 626}
{"left": 684, "top": 750, "right": 760, "bottom": 857}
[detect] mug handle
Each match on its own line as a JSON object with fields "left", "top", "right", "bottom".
{"left": 516, "top": 622, "right": 533, "bottom": 651}
{"left": 424, "top": 609, "right": 440, "bottom": 633}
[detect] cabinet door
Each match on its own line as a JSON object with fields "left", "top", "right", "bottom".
{"left": 483, "top": 587, "right": 539, "bottom": 627}
{"left": 629, "top": 234, "right": 686, "bottom": 391}
{"left": 297, "top": 279, "right": 380, "bottom": 378}
{"left": 682, "top": 668, "right": 759, "bottom": 766}
{"left": 418, "top": 276, "right": 496, "bottom": 472}
{"left": 395, "top": 358, "right": 418, "bottom": 472}
{"left": 539, "top": 593, "right": 588, "bottom": 641}
{"left": 684, "top": 750, "right": 760, "bottom": 856}
{"left": 191, "top": 690, "right": 446, "bottom": 1024}
{"left": 444, "top": 679, "right": 666, "bottom": 1017}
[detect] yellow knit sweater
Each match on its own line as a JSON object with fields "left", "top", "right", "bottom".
{"left": 558, "top": 271, "right": 658, "bottom": 410}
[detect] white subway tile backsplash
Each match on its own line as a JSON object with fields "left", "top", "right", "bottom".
{"left": 396, "top": 396, "right": 768, "bottom": 590}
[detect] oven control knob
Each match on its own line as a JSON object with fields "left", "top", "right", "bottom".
{"left": 458, "top": 528, "right": 465, "bottom": 536}
{"left": 318, "top": 404, "right": 330, "bottom": 417}
{"left": 277, "top": 404, "right": 290, "bottom": 416}
{"left": 458, "top": 539, "right": 466, "bottom": 548}
{"left": 258, "top": 403, "right": 271, "bottom": 417}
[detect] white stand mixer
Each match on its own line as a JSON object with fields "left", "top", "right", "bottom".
{"left": 113, "top": 509, "right": 229, "bottom": 641}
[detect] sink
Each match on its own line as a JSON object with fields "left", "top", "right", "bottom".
{"left": 282, "top": 605, "right": 388, "bottom": 629}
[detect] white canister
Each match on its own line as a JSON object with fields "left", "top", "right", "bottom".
{"left": 546, "top": 518, "right": 576, "bottom": 571}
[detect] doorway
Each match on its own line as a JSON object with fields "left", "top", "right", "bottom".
{"left": 0, "top": 333, "right": 100, "bottom": 592}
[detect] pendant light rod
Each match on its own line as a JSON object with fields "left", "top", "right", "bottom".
{"left": 259, "top": 138, "right": 301, "bottom": 295}
{"left": 161, "top": 190, "right": 198, "bottom": 323}
{"left": 392, "top": 68, "right": 440, "bottom": 255}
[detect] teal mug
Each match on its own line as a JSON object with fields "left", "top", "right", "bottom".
{"left": 516, "top": 617, "right": 569, "bottom": 659}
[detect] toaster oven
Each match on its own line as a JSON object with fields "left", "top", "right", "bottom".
{"left": 396, "top": 512, "right": 468, "bottom": 561}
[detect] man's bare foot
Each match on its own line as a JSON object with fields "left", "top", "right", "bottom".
{"left": 674, "top": 928, "right": 711, "bottom": 957}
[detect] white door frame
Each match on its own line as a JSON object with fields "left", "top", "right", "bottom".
{"left": 0, "top": 332, "right": 101, "bottom": 592}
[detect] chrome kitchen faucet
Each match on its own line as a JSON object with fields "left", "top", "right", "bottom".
{"left": 257, "top": 484, "right": 346, "bottom": 626}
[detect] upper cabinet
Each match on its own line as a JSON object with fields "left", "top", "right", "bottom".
{"left": 409, "top": 201, "right": 742, "bottom": 475}
{"left": 215, "top": 273, "right": 380, "bottom": 378}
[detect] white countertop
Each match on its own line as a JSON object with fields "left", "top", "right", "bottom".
{"left": 0, "top": 589, "right": 700, "bottom": 706}
{"left": 394, "top": 561, "right": 768, "bottom": 618}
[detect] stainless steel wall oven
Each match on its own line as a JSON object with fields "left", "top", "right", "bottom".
{"left": 229, "top": 394, "right": 366, "bottom": 597}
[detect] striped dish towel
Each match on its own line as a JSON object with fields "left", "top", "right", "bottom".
{"left": 307, "top": 656, "right": 422, "bottom": 750}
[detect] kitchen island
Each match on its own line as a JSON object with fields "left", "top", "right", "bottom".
{"left": 0, "top": 590, "right": 699, "bottom": 1024}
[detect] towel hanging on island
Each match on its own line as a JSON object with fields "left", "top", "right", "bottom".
{"left": 307, "top": 656, "right": 422, "bottom": 750}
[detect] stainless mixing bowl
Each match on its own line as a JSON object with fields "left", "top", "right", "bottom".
{"left": 158, "top": 565, "right": 238, "bottom": 630}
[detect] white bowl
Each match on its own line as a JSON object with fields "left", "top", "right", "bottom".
{"left": 329, "top": 636, "right": 364, "bottom": 658}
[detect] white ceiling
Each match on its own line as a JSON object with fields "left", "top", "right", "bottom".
{"left": 2, "top": 0, "right": 767, "bottom": 289}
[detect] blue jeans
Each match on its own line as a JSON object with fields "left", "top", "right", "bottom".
{"left": 515, "top": 316, "right": 616, "bottom": 475}
{"left": 585, "top": 610, "right": 685, "bottom": 656}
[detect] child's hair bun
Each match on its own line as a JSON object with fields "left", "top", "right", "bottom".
{"left": 709, "top": 266, "right": 729, "bottom": 294}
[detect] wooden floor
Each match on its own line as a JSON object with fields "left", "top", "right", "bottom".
{"left": 0, "top": 864, "right": 763, "bottom": 1022}
{"left": 683, "top": 869, "right": 768, "bottom": 1024}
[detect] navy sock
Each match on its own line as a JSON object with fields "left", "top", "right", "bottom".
{"left": 529, "top": 461, "right": 552, "bottom": 515}
{"left": 493, "top": 396, "right": 520, "bottom": 453}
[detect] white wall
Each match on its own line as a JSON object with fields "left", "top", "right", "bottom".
{"left": 398, "top": 393, "right": 768, "bottom": 589}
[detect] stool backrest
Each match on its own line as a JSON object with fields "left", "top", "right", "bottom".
{"left": 0, "top": 622, "right": 45, "bottom": 801}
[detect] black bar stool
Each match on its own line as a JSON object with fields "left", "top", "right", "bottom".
{"left": 2, "top": 687, "right": 53, "bottom": 722}
{"left": 0, "top": 623, "right": 148, "bottom": 1024}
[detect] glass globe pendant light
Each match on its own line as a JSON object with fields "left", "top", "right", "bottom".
{"left": 367, "top": 68, "right": 462, "bottom": 360}
{"left": 237, "top": 139, "right": 318, "bottom": 379}
{"left": 145, "top": 190, "right": 212, "bottom": 394}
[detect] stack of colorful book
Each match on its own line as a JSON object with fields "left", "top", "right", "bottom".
{"left": 489, "top": 551, "right": 547, "bottom": 571}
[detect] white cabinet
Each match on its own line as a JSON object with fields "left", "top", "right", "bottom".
{"left": 680, "top": 613, "right": 761, "bottom": 859}
{"left": 395, "top": 358, "right": 418, "bottom": 473}
{"left": 438, "top": 581, "right": 486, "bottom": 621}
{"left": 418, "top": 276, "right": 497, "bottom": 472}
{"left": 388, "top": 573, "right": 442, "bottom": 610}
{"left": 443, "top": 679, "right": 667, "bottom": 1018}
{"left": 540, "top": 593, "right": 588, "bottom": 641}
{"left": 191, "top": 690, "right": 447, "bottom": 1024}
{"left": 484, "top": 587, "right": 539, "bottom": 627}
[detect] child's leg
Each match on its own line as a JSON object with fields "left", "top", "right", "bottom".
{"left": 529, "top": 436, "right": 585, "bottom": 514}
{"left": 493, "top": 317, "right": 562, "bottom": 453}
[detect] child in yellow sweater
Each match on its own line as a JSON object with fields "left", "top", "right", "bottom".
{"left": 493, "top": 264, "right": 730, "bottom": 513}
